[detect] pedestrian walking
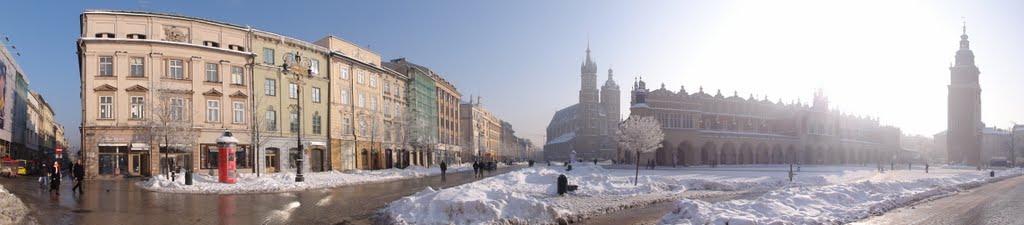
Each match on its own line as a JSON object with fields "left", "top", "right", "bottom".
{"left": 925, "top": 163, "right": 929, "bottom": 173}
{"left": 472, "top": 162, "right": 480, "bottom": 178}
{"left": 440, "top": 161, "right": 448, "bottom": 181}
{"left": 49, "top": 162, "right": 61, "bottom": 195}
{"left": 72, "top": 160, "right": 85, "bottom": 194}
{"left": 594, "top": 158, "right": 598, "bottom": 165}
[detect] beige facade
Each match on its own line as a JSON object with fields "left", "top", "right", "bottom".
{"left": 250, "top": 30, "right": 330, "bottom": 174}
{"left": 316, "top": 36, "right": 407, "bottom": 170}
{"left": 78, "top": 11, "right": 253, "bottom": 179}
{"left": 433, "top": 75, "right": 461, "bottom": 163}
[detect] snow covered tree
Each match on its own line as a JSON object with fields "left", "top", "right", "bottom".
{"left": 617, "top": 116, "right": 664, "bottom": 185}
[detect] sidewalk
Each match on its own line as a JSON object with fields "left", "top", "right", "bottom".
{"left": 0, "top": 166, "right": 525, "bottom": 225}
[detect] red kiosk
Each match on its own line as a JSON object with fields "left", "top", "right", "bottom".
{"left": 217, "top": 130, "right": 238, "bottom": 184}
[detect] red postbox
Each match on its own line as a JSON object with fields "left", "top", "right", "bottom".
{"left": 217, "top": 130, "right": 238, "bottom": 183}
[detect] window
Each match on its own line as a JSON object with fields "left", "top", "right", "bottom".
{"left": 207, "top": 100, "right": 220, "bottom": 122}
{"left": 289, "top": 83, "right": 298, "bottom": 99}
{"left": 358, "top": 93, "right": 366, "bottom": 108}
{"left": 203, "top": 41, "right": 220, "bottom": 48}
{"left": 127, "top": 34, "right": 147, "bottom": 39}
{"left": 99, "top": 56, "right": 113, "bottom": 76}
{"left": 284, "top": 53, "right": 295, "bottom": 64}
{"left": 169, "top": 59, "right": 184, "bottom": 79}
{"left": 384, "top": 83, "right": 390, "bottom": 94}
{"left": 233, "top": 102, "right": 244, "bottom": 124}
{"left": 266, "top": 110, "right": 277, "bottom": 131}
{"left": 371, "top": 97, "right": 377, "bottom": 111}
{"left": 263, "top": 48, "right": 275, "bottom": 65}
{"left": 290, "top": 111, "right": 299, "bottom": 133}
{"left": 202, "top": 145, "right": 219, "bottom": 169}
{"left": 358, "top": 71, "right": 365, "bottom": 84}
{"left": 205, "top": 63, "right": 219, "bottom": 82}
{"left": 95, "top": 33, "right": 115, "bottom": 38}
{"left": 99, "top": 96, "right": 113, "bottom": 119}
{"left": 370, "top": 76, "right": 377, "bottom": 87}
{"left": 265, "top": 79, "right": 277, "bottom": 96}
{"left": 384, "top": 101, "right": 391, "bottom": 116}
{"left": 340, "top": 90, "right": 349, "bottom": 105}
{"left": 130, "top": 96, "right": 144, "bottom": 120}
{"left": 130, "top": 57, "right": 145, "bottom": 77}
{"left": 170, "top": 98, "right": 184, "bottom": 121}
{"left": 310, "top": 59, "right": 320, "bottom": 75}
{"left": 228, "top": 45, "right": 245, "bottom": 51}
{"left": 340, "top": 68, "right": 349, "bottom": 80}
{"left": 312, "top": 87, "right": 321, "bottom": 103}
{"left": 312, "top": 114, "right": 322, "bottom": 134}
{"left": 343, "top": 117, "right": 352, "bottom": 135}
{"left": 231, "top": 66, "right": 244, "bottom": 85}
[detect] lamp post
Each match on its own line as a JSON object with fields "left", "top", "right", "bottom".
{"left": 282, "top": 51, "right": 313, "bottom": 182}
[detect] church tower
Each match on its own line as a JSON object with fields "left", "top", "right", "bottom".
{"left": 947, "top": 23, "right": 983, "bottom": 166}
{"left": 600, "top": 67, "right": 621, "bottom": 158}
{"left": 576, "top": 44, "right": 601, "bottom": 159}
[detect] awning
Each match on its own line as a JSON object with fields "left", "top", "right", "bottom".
{"left": 307, "top": 141, "right": 327, "bottom": 147}
{"left": 99, "top": 143, "right": 128, "bottom": 147}
{"left": 131, "top": 143, "right": 150, "bottom": 151}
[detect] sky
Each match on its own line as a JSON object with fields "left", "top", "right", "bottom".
{"left": 2, "top": 0, "right": 1023, "bottom": 149}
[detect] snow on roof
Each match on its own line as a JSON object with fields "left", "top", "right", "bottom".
{"left": 547, "top": 132, "right": 576, "bottom": 145}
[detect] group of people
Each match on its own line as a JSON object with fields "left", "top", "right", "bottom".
{"left": 472, "top": 161, "right": 494, "bottom": 178}
{"left": 40, "top": 160, "right": 85, "bottom": 195}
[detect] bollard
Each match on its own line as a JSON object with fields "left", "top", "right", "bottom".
{"left": 557, "top": 174, "right": 568, "bottom": 195}
{"left": 185, "top": 170, "right": 193, "bottom": 185}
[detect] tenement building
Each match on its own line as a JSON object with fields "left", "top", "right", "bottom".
{"left": 626, "top": 79, "right": 902, "bottom": 166}
{"left": 544, "top": 46, "right": 620, "bottom": 162}
{"left": 78, "top": 10, "right": 253, "bottom": 178}
{"left": 946, "top": 24, "right": 983, "bottom": 166}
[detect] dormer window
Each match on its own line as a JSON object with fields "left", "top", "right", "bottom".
{"left": 95, "top": 33, "right": 115, "bottom": 38}
{"left": 203, "top": 41, "right": 220, "bottom": 48}
{"left": 228, "top": 44, "right": 245, "bottom": 52}
{"left": 127, "top": 34, "right": 147, "bottom": 39}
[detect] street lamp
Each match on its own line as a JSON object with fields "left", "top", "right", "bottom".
{"left": 282, "top": 51, "right": 313, "bottom": 182}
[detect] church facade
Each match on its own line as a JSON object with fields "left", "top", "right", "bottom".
{"left": 626, "top": 79, "right": 902, "bottom": 166}
{"left": 544, "top": 46, "right": 620, "bottom": 162}
{"left": 946, "top": 25, "right": 983, "bottom": 166}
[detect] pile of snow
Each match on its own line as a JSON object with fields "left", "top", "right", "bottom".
{"left": 660, "top": 169, "right": 1024, "bottom": 225}
{"left": 382, "top": 164, "right": 870, "bottom": 224}
{"left": 0, "top": 184, "right": 31, "bottom": 225}
{"left": 138, "top": 163, "right": 473, "bottom": 194}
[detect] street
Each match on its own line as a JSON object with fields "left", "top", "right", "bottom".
{"left": 854, "top": 173, "right": 1024, "bottom": 225}
{"left": 0, "top": 166, "right": 524, "bottom": 225}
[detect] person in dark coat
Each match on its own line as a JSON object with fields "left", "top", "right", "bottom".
{"left": 472, "top": 162, "right": 479, "bottom": 178}
{"left": 72, "top": 160, "right": 85, "bottom": 194}
{"left": 49, "top": 162, "right": 61, "bottom": 195}
{"left": 439, "top": 161, "right": 448, "bottom": 181}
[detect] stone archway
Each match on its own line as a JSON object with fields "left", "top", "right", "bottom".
{"left": 756, "top": 143, "right": 770, "bottom": 164}
{"left": 739, "top": 142, "right": 755, "bottom": 164}
{"left": 721, "top": 142, "right": 737, "bottom": 165}
{"left": 677, "top": 141, "right": 694, "bottom": 166}
{"left": 701, "top": 141, "right": 718, "bottom": 165}
{"left": 772, "top": 144, "right": 784, "bottom": 164}
{"left": 786, "top": 145, "right": 798, "bottom": 164}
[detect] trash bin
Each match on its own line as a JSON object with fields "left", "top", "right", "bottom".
{"left": 557, "top": 174, "right": 568, "bottom": 195}
{"left": 185, "top": 170, "right": 193, "bottom": 185}
{"left": 567, "top": 165, "right": 573, "bottom": 171}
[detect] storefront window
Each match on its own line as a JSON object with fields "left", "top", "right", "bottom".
{"left": 159, "top": 145, "right": 192, "bottom": 175}
{"left": 289, "top": 148, "right": 300, "bottom": 169}
{"left": 235, "top": 145, "right": 250, "bottom": 169}
{"left": 98, "top": 145, "right": 128, "bottom": 175}
{"left": 201, "top": 145, "right": 219, "bottom": 169}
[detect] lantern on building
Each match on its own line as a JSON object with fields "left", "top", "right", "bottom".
{"left": 217, "top": 130, "right": 238, "bottom": 184}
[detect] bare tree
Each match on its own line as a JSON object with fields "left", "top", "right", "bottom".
{"left": 402, "top": 107, "right": 436, "bottom": 167}
{"left": 617, "top": 116, "right": 664, "bottom": 186}
{"left": 134, "top": 83, "right": 199, "bottom": 179}
{"left": 248, "top": 87, "right": 278, "bottom": 177}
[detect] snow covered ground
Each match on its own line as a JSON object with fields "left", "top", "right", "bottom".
{"left": 138, "top": 163, "right": 473, "bottom": 194}
{"left": 0, "top": 183, "right": 31, "bottom": 225}
{"left": 381, "top": 163, "right": 894, "bottom": 225}
{"left": 660, "top": 167, "right": 1023, "bottom": 225}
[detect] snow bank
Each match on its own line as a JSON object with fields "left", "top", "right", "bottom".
{"left": 382, "top": 164, "right": 860, "bottom": 225}
{"left": 660, "top": 169, "right": 1024, "bottom": 225}
{"left": 138, "top": 163, "right": 473, "bottom": 194}
{"left": 0, "top": 184, "right": 31, "bottom": 225}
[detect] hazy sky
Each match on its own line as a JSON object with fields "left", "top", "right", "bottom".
{"left": 2, "top": 0, "right": 1023, "bottom": 149}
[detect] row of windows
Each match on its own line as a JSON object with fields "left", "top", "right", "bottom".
{"left": 263, "top": 79, "right": 322, "bottom": 103}
{"left": 261, "top": 48, "right": 320, "bottom": 75}
{"left": 97, "top": 56, "right": 245, "bottom": 85}
{"left": 655, "top": 113, "right": 694, "bottom": 129}
{"left": 98, "top": 96, "right": 246, "bottom": 124}
{"left": 92, "top": 33, "right": 245, "bottom": 51}
{"left": 262, "top": 110, "right": 323, "bottom": 135}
